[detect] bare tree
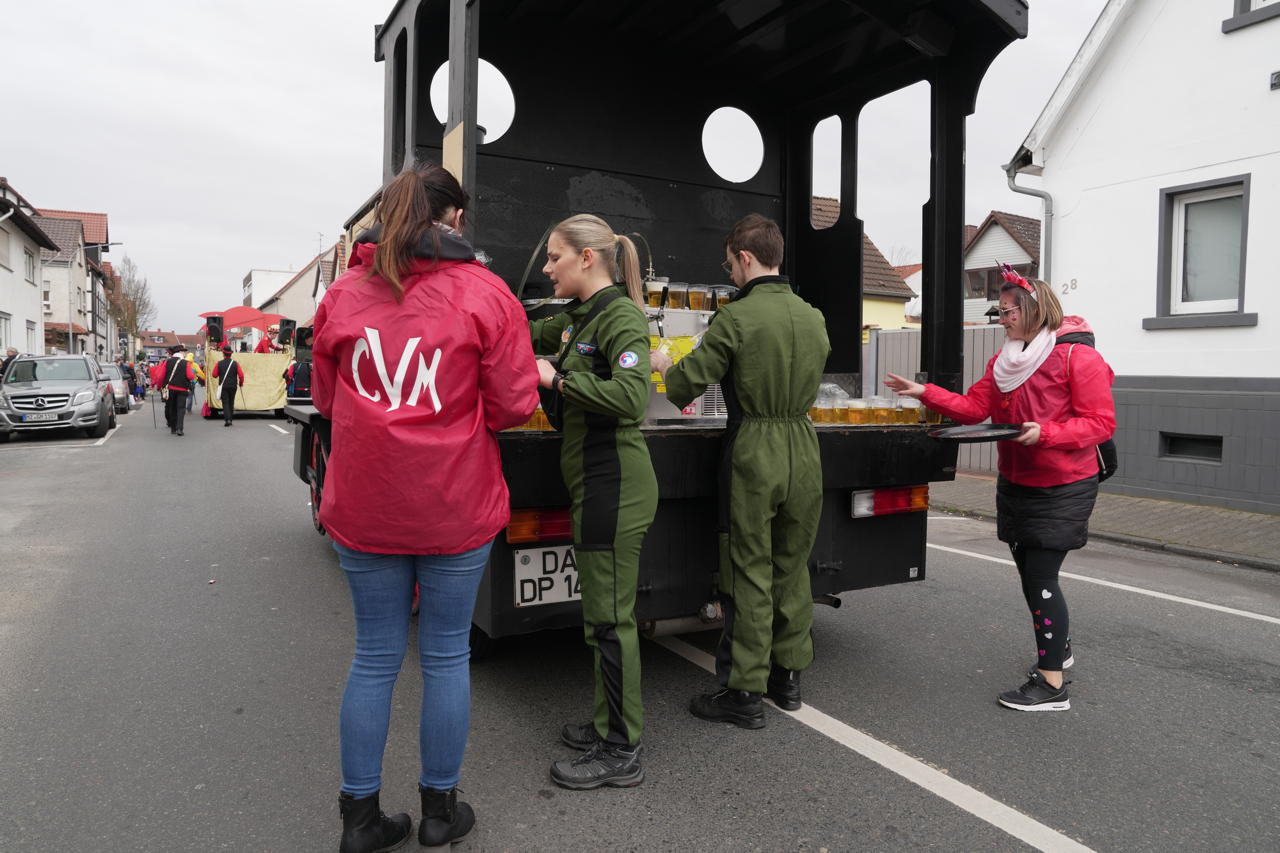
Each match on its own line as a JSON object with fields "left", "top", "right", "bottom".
{"left": 885, "top": 246, "right": 921, "bottom": 267}
{"left": 112, "top": 256, "right": 157, "bottom": 355}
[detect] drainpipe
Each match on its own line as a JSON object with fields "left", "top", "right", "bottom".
{"left": 1002, "top": 146, "right": 1052, "bottom": 283}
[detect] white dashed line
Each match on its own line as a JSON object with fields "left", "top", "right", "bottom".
{"left": 95, "top": 423, "right": 123, "bottom": 446}
{"left": 269, "top": 424, "right": 288, "bottom": 435}
{"left": 654, "top": 636, "right": 1095, "bottom": 853}
{"left": 927, "top": 543, "right": 1280, "bottom": 627}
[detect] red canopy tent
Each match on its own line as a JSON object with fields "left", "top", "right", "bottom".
{"left": 196, "top": 306, "right": 286, "bottom": 335}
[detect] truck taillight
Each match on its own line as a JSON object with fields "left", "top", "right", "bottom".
{"left": 851, "top": 486, "right": 929, "bottom": 518}
{"left": 507, "top": 508, "right": 573, "bottom": 544}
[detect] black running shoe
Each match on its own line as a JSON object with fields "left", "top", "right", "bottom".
{"left": 765, "top": 665, "right": 802, "bottom": 711}
{"left": 549, "top": 742, "right": 643, "bottom": 790}
{"left": 560, "top": 721, "right": 601, "bottom": 751}
{"left": 689, "top": 688, "right": 765, "bottom": 729}
{"left": 998, "top": 670, "right": 1070, "bottom": 712}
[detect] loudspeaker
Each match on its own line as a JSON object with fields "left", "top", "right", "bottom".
{"left": 278, "top": 319, "right": 297, "bottom": 346}
{"left": 294, "top": 325, "right": 314, "bottom": 350}
{"left": 206, "top": 315, "right": 224, "bottom": 343}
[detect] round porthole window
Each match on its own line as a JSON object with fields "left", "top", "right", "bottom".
{"left": 701, "top": 107, "right": 764, "bottom": 183}
{"left": 428, "top": 58, "right": 516, "bottom": 143}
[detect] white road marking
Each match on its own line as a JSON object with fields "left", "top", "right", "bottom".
{"left": 94, "top": 423, "right": 122, "bottom": 446}
{"left": 927, "top": 543, "right": 1280, "bottom": 627}
{"left": 269, "top": 424, "right": 288, "bottom": 435}
{"left": 654, "top": 636, "right": 1095, "bottom": 853}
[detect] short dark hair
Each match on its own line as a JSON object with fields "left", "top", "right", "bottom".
{"left": 724, "top": 214, "right": 784, "bottom": 268}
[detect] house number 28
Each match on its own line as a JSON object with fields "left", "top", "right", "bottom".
{"left": 1061, "top": 279, "right": 1078, "bottom": 295}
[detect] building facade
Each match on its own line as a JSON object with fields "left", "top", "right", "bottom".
{"left": 0, "top": 179, "right": 58, "bottom": 358}
{"left": 1007, "top": 0, "right": 1280, "bottom": 513}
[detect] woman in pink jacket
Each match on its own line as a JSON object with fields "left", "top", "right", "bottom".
{"left": 887, "top": 267, "right": 1115, "bottom": 713}
{"left": 313, "top": 163, "right": 539, "bottom": 852}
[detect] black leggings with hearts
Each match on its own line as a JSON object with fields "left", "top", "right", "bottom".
{"left": 1010, "top": 545, "right": 1070, "bottom": 670}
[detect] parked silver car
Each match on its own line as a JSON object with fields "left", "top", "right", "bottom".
{"left": 0, "top": 355, "right": 117, "bottom": 442}
{"left": 100, "top": 363, "right": 131, "bottom": 413}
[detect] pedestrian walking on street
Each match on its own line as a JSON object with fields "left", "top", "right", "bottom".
{"left": 886, "top": 265, "right": 1116, "bottom": 712}
{"left": 212, "top": 346, "right": 245, "bottom": 426}
{"left": 1, "top": 346, "right": 17, "bottom": 377}
{"left": 183, "top": 350, "right": 205, "bottom": 413}
{"left": 650, "top": 214, "right": 830, "bottom": 728}
{"left": 160, "top": 345, "right": 198, "bottom": 435}
{"left": 312, "top": 162, "right": 538, "bottom": 853}
{"left": 529, "top": 214, "right": 658, "bottom": 791}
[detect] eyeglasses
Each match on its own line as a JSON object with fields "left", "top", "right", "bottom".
{"left": 995, "top": 306, "right": 1020, "bottom": 318}
{"left": 721, "top": 252, "right": 741, "bottom": 275}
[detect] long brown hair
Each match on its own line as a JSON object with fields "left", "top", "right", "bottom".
{"left": 1001, "top": 278, "right": 1064, "bottom": 338}
{"left": 551, "top": 214, "right": 644, "bottom": 308}
{"left": 371, "top": 162, "right": 469, "bottom": 301}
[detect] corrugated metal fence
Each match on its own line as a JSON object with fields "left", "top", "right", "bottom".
{"left": 865, "top": 326, "right": 1006, "bottom": 472}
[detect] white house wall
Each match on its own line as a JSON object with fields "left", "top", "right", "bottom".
{"left": 0, "top": 224, "right": 44, "bottom": 354}
{"left": 1023, "top": 0, "right": 1280, "bottom": 513}
{"left": 1031, "top": 0, "right": 1278, "bottom": 379}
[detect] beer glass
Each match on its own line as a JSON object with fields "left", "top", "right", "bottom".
{"left": 688, "top": 285, "right": 710, "bottom": 311}
{"left": 667, "top": 283, "right": 688, "bottom": 309}
{"left": 870, "top": 395, "right": 894, "bottom": 424}
{"left": 845, "top": 398, "right": 870, "bottom": 425}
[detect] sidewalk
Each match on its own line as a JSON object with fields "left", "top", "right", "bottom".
{"left": 929, "top": 471, "right": 1280, "bottom": 573}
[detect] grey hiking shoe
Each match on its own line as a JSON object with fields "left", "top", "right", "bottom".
{"left": 560, "top": 721, "right": 602, "bottom": 751}
{"left": 550, "top": 742, "right": 644, "bottom": 790}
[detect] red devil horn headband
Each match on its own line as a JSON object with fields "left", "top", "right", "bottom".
{"left": 998, "top": 262, "right": 1037, "bottom": 300}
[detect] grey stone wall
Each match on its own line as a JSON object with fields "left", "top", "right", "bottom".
{"left": 1107, "top": 376, "right": 1280, "bottom": 515}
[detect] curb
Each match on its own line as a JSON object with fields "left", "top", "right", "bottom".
{"left": 930, "top": 505, "right": 1280, "bottom": 574}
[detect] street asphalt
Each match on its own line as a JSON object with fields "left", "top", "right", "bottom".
{"left": 1, "top": 399, "right": 1277, "bottom": 852}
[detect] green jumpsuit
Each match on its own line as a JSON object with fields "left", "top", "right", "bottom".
{"left": 664, "top": 275, "right": 830, "bottom": 694}
{"left": 530, "top": 286, "right": 658, "bottom": 747}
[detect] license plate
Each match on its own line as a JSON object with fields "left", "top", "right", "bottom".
{"left": 21, "top": 413, "right": 57, "bottom": 422}
{"left": 513, "top": 545, "right": 580, "bottom": 607}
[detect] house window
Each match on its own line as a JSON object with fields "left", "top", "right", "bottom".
{"left": 0, "top": 225, "right": 10, "bottom": 268}
{"left": 1145, "top": 175, "right": 1256, "bottom": 330}
{"left": 26, "top": 320, "right": 37, "bottom": 354}
{"left": 42, "top": 282, "right": 51, "bottom": 313}
{"left": 24, "top": 249, "right": 36, "bottom": 283}
{"left": 1223, "top": 0, "right": 1280, "bottom": 31}
{"left": 965, "top": 263, "right": 1036, "bottom": 301}
{"left": 0, "top": 313, "right": 11, "bottom": 350}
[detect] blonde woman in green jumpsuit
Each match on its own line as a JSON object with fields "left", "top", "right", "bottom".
{"left": 530, "top": 214, "right": 658, "bottom": 790}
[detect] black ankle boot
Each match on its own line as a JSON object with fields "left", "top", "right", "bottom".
{"left": 765, "top": 664, "right": 802, "bottom": 710}
{"left": 419, "top": 785, "right": 475, "bottom": 846}
{"left": 338, "top": 791, "right": 411, "bottom": 853}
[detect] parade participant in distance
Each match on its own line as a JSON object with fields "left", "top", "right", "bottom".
{"left": 312, "top": 161, "right": 538, "bottom": 852}
{"left": 183, "top": 349, "right": 206, "bottom": 413}
{"left": 529, "top": 214, "right": 657, "bottom": 790}
{"left": 254, "top": 327, "right": 283, "bottom": 353}
{"left": 885, "top": 265, "right": 1115, "bottom": 712}
{"left": 160, "top": 345, "right": 198, "bottom": 436}
{"left": 116, "top": 357, "right": 137, "bottom": 401}
{"left": 211, "top": 346, "right": 245, "bottom": 427}
{"left": 650, "top": 214, "right": 829, "bottom": 727}
{"left": 2, "top": 346, "right": 18, "bottom": 377}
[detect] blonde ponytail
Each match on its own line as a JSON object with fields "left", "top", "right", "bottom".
{"left": 615, "top": 234, "right": 644, "bottom": 308}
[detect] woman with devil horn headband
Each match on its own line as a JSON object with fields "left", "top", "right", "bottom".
{"left": 886, "top": 264, "right": 1116, "bottom": 712}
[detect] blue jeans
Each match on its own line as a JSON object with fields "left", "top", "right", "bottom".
{"left": 334, "top": 539, "right": 492, "bottom": 796}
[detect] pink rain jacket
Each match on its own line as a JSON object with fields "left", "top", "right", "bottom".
{"left": 312, "top": 242, "right": 539, "bottom": 554}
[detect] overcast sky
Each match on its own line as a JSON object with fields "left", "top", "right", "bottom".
{"left": 2, "top": 1, "right": 1106, "bottom": 333}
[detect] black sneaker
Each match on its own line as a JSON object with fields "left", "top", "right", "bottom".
{"left": 560, "top": 721, "right": 601, "bottom": 751}
{"left": 765, "top": 665, "right": 802, "bottom": 711}
{"left": 689, "top": 688, "right": 765, "bottom": 729}
{"left": 998, "top": 670, "right": 1070, "bottom": 712}
{"left": 549, "top": 742, "right": 643, "bottom": 790}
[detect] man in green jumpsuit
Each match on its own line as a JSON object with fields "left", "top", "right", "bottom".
{"left": 651, "top": 214, "right": 830, "bottom": 728}
{"left": 530, "top": 284, "right": 658, "bottom": 788}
